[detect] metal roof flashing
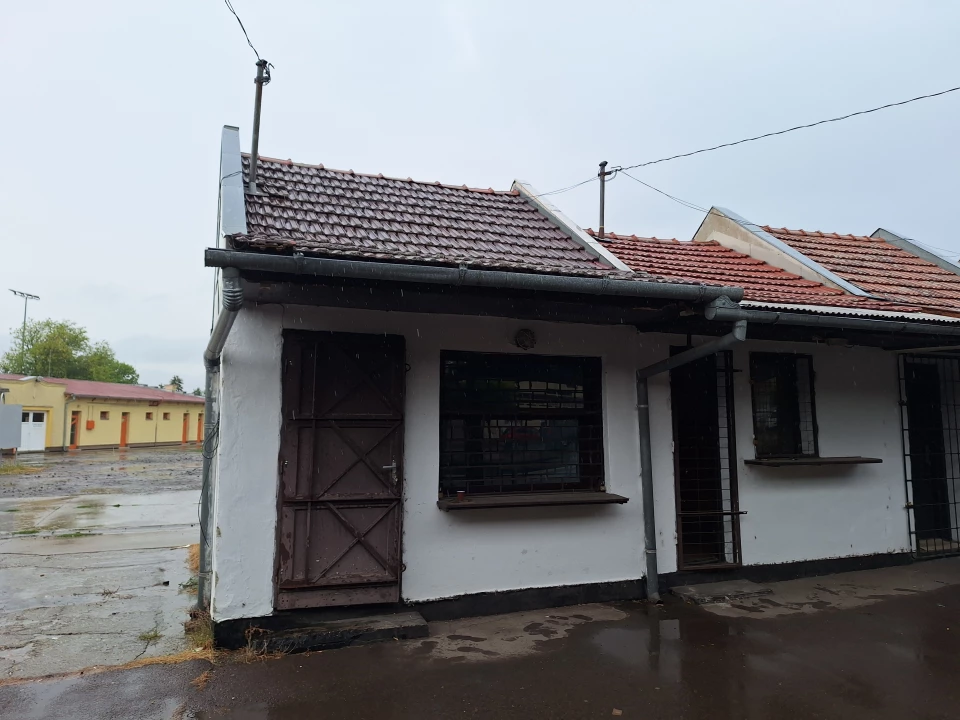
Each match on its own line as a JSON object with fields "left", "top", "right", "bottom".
{"left": 711, "top": 207, "right": 874, "bottom": 298}
{"left": 512, "top": 180, "right": 633, "bottom": 272}
{"left": 872, "top": 228, "right": 960, "bottom": 277}
{"left": 220, "top": 125, "right": 247, "bottom": 238}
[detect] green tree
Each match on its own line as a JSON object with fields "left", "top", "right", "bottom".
{"left": 168, "top": 375, "right": 184, "bottom": 393}
{"left": 0, "top": 319, "right": 140, "bottom": 384}
{"left": 192, "top": 388, "right": 203, "bottom": 396}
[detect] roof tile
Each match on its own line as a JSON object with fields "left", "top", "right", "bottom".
{"left": 230, "top": 156, "right": 683, "bottom": 282}
{"left": 761, "top": 226, "right": 960, "bottom": 314}
{"left": 595, "top": 231, "right": 922, "bottom": 312}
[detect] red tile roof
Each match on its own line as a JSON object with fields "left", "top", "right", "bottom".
{"left": 761, "top": 227, "right": 960, "bottom": 315}
{"left": 230, "top": 156, "right": 659, "bottom": 280}
{"left": 593, "top": 231, "right": 923, "bottom": 311}
{"left": 3, "top": 375, "right": 203, "bottom": 403}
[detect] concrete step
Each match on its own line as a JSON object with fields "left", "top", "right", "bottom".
{"left": 671, "top": 580, "right": 773, "bottom": 605}
{"left": 262, "top": 611, "right": 429, "bottom": 653}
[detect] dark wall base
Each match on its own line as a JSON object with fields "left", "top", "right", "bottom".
{"left": 660, "top": 552, "right": 914, "bottom": 591}
{"left": 214, "top": 552, "right": 917, "bottom": 649}
{"left": 213, "top": 579, "right": 645, "bottom": 649}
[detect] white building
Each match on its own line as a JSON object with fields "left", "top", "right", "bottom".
{"left": 202, "top": 126, "right": 960, "bottom": 645}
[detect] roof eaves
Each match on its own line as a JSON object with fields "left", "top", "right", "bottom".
{"left": 713, "top": 207, "right": 874, "bottom": 298}
{"left": 220, "top": 125, "right": 247, "bottom": 238}
{"left": 740, "top": 299, "right": 960, "bottom": 323}
{"left": 872, "top": 228, "right": 960, "bottom": 277}
{"left": 512, "top": 180, "right": 633, "bottom": 273}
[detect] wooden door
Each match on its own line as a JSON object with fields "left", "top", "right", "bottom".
{"left": 182, "top": 413, "right": 189, "bottom": 444}
{"left": 69, "top": 411, "right": 81, "bottom": 449}
{"left": 120, "top": 413, "right": 130, "bottom": 448}
{"left": 197, "top": 413, "right": 204, "bottom": 443}
{"left": 276, "top": 331, "right": 405, "bottom": 610}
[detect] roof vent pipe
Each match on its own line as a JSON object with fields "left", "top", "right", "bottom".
{"left": 247, "top": 59, "right": 270, "bottom": 195}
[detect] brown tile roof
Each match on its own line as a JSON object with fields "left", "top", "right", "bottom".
{"left": 594, "top": 230, "right": 923, "bottom": 312}
{"left": 229, "top": 156, "right": 658, "bottom": 280}
{"left": 761, "top": 226, "right": 960, "bottom": 315}
{"left": 4, "top": 375, "right": 204, "bottom": 403}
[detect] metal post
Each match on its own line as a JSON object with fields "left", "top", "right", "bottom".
{"left": 598, "top": 161, "right": 608, "bottom": 240}
{"left": 9, "top": 289, "right": 39, "bottom": 373}
{"left": 248, "top": 59, "right": 269, "bottom": 195}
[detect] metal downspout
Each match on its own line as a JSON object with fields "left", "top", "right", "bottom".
{"left": 197, "top": 269, "right": 244, "bottom": 610}
{"left": 635, "top": 319, "right": 748, "bottom": 602}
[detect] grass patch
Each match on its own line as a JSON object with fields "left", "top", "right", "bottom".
{"left": 185, "top": 610, "right": 214, "bottom": 652}
{"left": 0, "top": 463, "right": 42, "bottom": 476}
{"left": 75, "top": 503, "right": 103, "bottom": 509}
{"left": 179, "top": 577, "right": 199, "bottom": 595}
{"left": 58, "top": 531, "right": 100, "bottom": 539}
{"left": 187, "top": 543, "right": 200, "bottom": 573}
{"left": 13, "top": 528, "right": 39, "bottom": 536}
{"left": 3, "top": 508, "right": 19, "bottom": 512}
{"left": 138, "top": 629, "right": 163, "bottom": 644}
{"left": 190, "top": 669, "right": 212, "bottom": 690}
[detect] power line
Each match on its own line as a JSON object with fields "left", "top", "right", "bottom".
{"left": 620, "top": 84, "right": 960, "bottom": 172}
{"left": 224, "top": 0, "right": 263, "bottom": 61}
{"left": 619, "top": 171, "right": 709, "bottom": 214}
{"left": 533, "top": 83, "right": 960, "bottom": 198}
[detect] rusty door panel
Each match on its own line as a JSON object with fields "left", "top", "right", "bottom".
{"left": 277, "top": 331, "right": 405, "bottom": 609}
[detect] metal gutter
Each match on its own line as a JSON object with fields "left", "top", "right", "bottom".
{"left": 512, "top": 180, "right": 633, "bottom": 272}
{"left": 705, "top": 297, "right": 960, "bottom": 337}
{"left": 711, "top": 207, "right": 873, "bottom": 298}
{"left": 197, "top": 268, "right": 244, "bottom": 609}
{"left": 205, "top": 248, "right": 745, "bottom": 304}
{"left": 635, "top": 320, "right": 748, "bottom": 602}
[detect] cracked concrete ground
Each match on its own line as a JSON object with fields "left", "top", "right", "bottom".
{"left": 0, "top": 448, "right": 200, "bottom": 680}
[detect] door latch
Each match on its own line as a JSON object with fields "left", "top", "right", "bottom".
{"left": 382, "top": 462, "right": 398, "bottom": 484}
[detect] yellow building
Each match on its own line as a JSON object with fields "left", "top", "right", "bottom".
{"left": 0, "top": 374, "right": 205, "bottom": 452}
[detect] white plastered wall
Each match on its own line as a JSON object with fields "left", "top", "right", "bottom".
{"left": 647, "top": 336, "right": 911, "bottom": 574}
{"left": 210, "top": 304, "right": 913, "bottom": 622}
{"left": 211, "top": 304, "right": 676, "bottom": 622}
{"left": 730, "top": 340, "right": 910, "bottom": 564}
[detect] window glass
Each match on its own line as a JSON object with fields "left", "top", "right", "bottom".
{"left": 32, "top": 412, "right": 44, "bottom": 422}
{"left": 146, "top": 412, "right": 153, "bottom": 420}
{"left": 22, "top": 412, "right": 29, "bottom": 423}
{"left": 100, "top": 411, "right": 109, "bottom": 421}
{"left": 439, "top": 352, "right": 604, "bottom": 496}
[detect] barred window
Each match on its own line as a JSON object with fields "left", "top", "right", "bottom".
{"left": 750, "top": 352, "right": 818, "bottom": 458}
{"left": 439, "top": 352, "right": 604, "bottom": 496}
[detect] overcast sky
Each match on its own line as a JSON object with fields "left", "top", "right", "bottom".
{"left": 2, "top": 1, "right": 958, "bottom": 390}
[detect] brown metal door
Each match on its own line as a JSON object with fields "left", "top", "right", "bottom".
{"left": 276, "top": 331, "right": 405, "bottom": 610}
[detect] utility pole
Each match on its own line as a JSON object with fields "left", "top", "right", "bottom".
{"left": 247, "top": 58, "right": 271, "bottom": 195}
{"left": 597, "top": 161, "right": 615, "bottom": 240}
{"left": 9, "top": 289, "right": 39, "bottom": 373}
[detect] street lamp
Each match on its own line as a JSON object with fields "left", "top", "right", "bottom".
{"left": 9, "top": 289, "right": 39, "bottom": 373}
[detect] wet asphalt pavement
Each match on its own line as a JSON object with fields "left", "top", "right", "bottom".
{"left": 0, "top": 446, "right": 201, "bottom": 499}
{"left": 4, "top": 581, "right": 960, "bottom": 719}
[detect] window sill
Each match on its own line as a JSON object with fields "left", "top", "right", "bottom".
{"left": 437, "top": 492, "right": 629, "bottom": 511}
{"left": 744, "top": 456, "right": 882, "bottom": 468}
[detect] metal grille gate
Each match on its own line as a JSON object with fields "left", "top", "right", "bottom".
{"left": 670, "top": 349, "right": 743, "bottom": 570}
{"left": 899, "top": 354, "right": 960, "bottom": 558}
{"left": 276, "top": 331, "right": 405, "bottom": 609}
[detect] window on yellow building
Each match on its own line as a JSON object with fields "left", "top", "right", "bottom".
{"left": 100, "top": 411, "right": 110, "bottom": 420}
{"left": 146, "top": 412, "right": 154, "bottom": 420}
{"left": 163, "top": 412, "right": 171, "bottom": 420}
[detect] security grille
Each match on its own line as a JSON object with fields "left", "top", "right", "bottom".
{"left": 750, "top": 352, "right": 818, "bottom": 458}
{"left": 439, "top": 352, "right": 603, "bottom": 496}
{"left": 899, "top": 354, "right": 960, "bottom": 558}
{"left": 671, "top": 350, "right": 742, "bottom": 569}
